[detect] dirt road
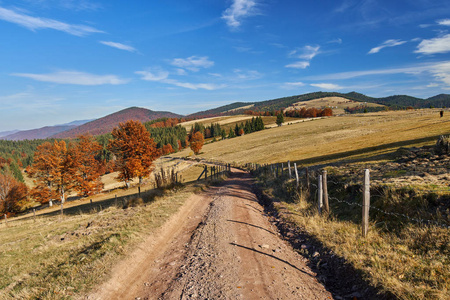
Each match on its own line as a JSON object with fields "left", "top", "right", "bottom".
{"left": 87, "top": 169, "right": 332, "bottom": 299}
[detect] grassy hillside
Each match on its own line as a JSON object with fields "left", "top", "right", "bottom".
{"left": 188, "top": 92, "right": 450, "bottom": 118}
{"left": 174, "top": 109, "right": 449, "bottom": 165}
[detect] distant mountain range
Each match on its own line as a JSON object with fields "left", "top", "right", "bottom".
{"left": 2, "top": 92, "right": 449, "bottom": 141}
{"left": 51, "top": 107, "right": 182, "bottom": 139}
{"left": 1, "top": 120, "right": 92, "bottom": 141}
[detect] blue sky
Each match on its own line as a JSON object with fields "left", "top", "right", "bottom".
{"left": 1, "top": 0, "right": 450, "bottom": 131}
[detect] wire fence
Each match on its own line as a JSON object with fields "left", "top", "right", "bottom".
{"left": 245, "top": 162, "right": 450, "bottom": 233}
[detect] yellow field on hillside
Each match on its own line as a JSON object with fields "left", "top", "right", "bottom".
{"left": 284, "top": 96, "right": 385, "bottom": 115}
{"left": 172, "top": 109, "right": 450, "bottom": 166}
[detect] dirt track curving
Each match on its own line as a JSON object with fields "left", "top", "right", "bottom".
{"left": 86, "top": 169, "right": 332, "bottom": 299}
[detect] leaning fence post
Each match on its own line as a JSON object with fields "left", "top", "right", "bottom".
{"left": 362, "top": 169, "right": 370, "bottom": 237}
{"left": 288, "top": 161, "right": 292, "bottom": 178}
{"left": 322, "top": 170, "right": 329, "bottom": 214}
{"left": 294, "top": 163, "right": 299, "bottom": 188}
{"left": 318, "top": 175, "right": 323, "bottom": 214}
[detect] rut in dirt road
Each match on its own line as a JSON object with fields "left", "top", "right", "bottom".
{"left": 139, "top": 170, "right": 332, "bottom": 300}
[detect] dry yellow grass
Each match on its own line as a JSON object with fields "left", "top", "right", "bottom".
{"left": 173, "top": 109, "right": 450, "bottom": 166}
{"left": 284, "top": 96, "right": 384, "bottom": 115}
{"left": 0, "top": 161, "right": 210, "bottom": 299}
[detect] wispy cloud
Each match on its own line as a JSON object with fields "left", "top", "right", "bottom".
{"left": 170, "top": 56, "right": 214, "bottom": 72}
{"left": 12, "top": 71, "right": 128, "bottom": 85}
{"left": 368, "top": 39, "right": 406, "bottom": 54}
{"left": 0, "top": 6, "right": 103, "bottom": 36}
{"left": 100, "top": 41, "right": 137, "bottom": 52}
{"left": 437, "top": 19, "right": 450, "bottom": 26}
{"left": 233, "top": 69, "right": 262, "bottom": 80}
{"left": 285, "top": 61, "right": 310, "bottom": 69}
{"left": 222, "top": 0, "right": 258, "bottom": 29}
{"left": 311, "top": 83, "right": 343, "bottom": 90}
{"left": 135, "top": 69, "right": 169, "bottom": 81}
{"left": 328, "top": 38, "right": 343, "bottom": 44}
{"left": 290, "top": 45, "right": 320, "bottom": 60}
{"left": 305, "top": 61, "right": 450, "bottom": 89}
{"left": 282, "top": 82, "right": 305, "bottom": 89}
{"left": 286, "top": 45, "right": 320, "bottom": 69}
{"left": 415, "top": 34, "right": 450, "bottom": 55}
{"left": 136, "top": 69, "right": 225, "bottom": 90}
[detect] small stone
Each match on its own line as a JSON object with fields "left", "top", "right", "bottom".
{"left": 259, "top": 244, "right": 270, "bottom": 249}
{"left": 312, "top": 251, "right": 320, "bottom": 257}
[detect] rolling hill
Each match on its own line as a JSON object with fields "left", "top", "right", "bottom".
{"left": 52, "top": 107, "right": 182, "bottom": 138}
{"left": 188, "top": 92, "right": 450, "bottom": 118}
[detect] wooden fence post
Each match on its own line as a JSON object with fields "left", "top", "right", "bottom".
{"left": 281, "top": 163, "right": 284, "bottom": 176}
{"left": 294, "top": 163, "right": 299, "bottom": 188}
{"left": 318, "top": 175, "right": 323, "bottom": 214}
{"left": 33, "top": 209, "right": 36, "bottom": 222}
{"left": 362, "top": 169, "right": 370, "bottom": 237}
{"left": 288, "top": 161, "right": 292, "bottom": 179}
{"left": 60, "top": 203, "right": 64, "bottom": 216}
{"left": 4, "top": 214, "right": 7, "bottom": 227}
{"left": 322, "top": 170, "right": 329, "bottom": 214}
{"left": 306, "top": 167, "right": 310, "bottom": 191}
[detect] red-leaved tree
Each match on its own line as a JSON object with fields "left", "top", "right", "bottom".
{"left": 108, "top": 120, "right": 159, "bottom": 190}
{"left": 190, "top": 131, "right": 204, "bottom": 155}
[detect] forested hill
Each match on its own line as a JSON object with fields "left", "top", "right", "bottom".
{"left": 188, "top": 92, "right": 450, "bottom": 118}
{"left": 52, "top": 107, "right": 182, "bottom": 139}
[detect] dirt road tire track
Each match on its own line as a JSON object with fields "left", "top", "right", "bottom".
{"left": 87, "top": 169, "right": 332, "bottom": 299}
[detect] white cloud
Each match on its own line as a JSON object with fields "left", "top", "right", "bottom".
{"left": 429, "top": 61, "right": 450, "bottom": 86}
{"left": 306, "top": 61, "right": 450, "bottom": 88}
{"left": 222, "top": 0, "right": 257, "bottom": 29}
{"left": 135, "top": 69, "right": 169, "bottom": 81}
{"left": 12, "top": 71, "right": 128, "bottom": 85}
{"left": 136, "top": 69, "right": 225, "bottom": 90}
{"left": 415, "top": 34, "right": 450, "bottom": 55}
{"left": 437, "top": 19, "right": 450, "bottom": 26}
{"left": 285, "top": 61, "right": 310, "bottom": 69}
{"left": 328, "top": 38, "right": 342, "bottom": 44}
{"left": 286, "top": 45, "right": 320, "bottom": 69}
{"left": 368, "top": 39, "right": 406, "bottom": 54}
{"left": 170, "top": 56, "right": 214, "bottom": 71}
{"left": 233, "top": 69, "right": 262, "bottom": 80}
{"left": 282, "top": 82, "right": 305, "bottom": 89}
{"left": 290, "top": 45, "right": 320, "bottom": 60}
{"left": 0, "top": 6, "right": 102, "bottom": 36}
{"left": 175, "top": 68, "right": 187, "bottom": 76}
{"left": 310, "top": 83, "right": 343, "bottom": 90}
{"left": 100, "top": 41, "right": 137, "bottom": 52}
{"left": 164, "top": 80, "right": 226, "bottom": 90}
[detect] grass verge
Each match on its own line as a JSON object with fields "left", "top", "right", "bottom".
{"left": 254, "top": 168, "right": 449, "bottom": 300}
{"left": 0, "top": 183, "right": 199, "bottom": 299}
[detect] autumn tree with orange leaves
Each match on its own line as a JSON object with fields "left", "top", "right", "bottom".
{"left": 0, "top": 172, "right": 28, "bottom": 216}
{"left": 108, "top": 120, "right": 159, "bottom": 191}
{"left": 29, "top": 141, "right": 77, "bottom": 206}
{"left": 72, "top": 135, "right": 104, "bottom": 197}
{"left": 190, "top": 131, "right": 204, "bottom": 155}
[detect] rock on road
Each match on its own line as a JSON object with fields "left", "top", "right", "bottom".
{"left": 88, "top": 169, "right": 332, "bottom": 300}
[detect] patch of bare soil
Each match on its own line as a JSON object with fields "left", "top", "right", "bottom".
{"left": 86, "top": 170, "right": 332, "bottom": 299}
